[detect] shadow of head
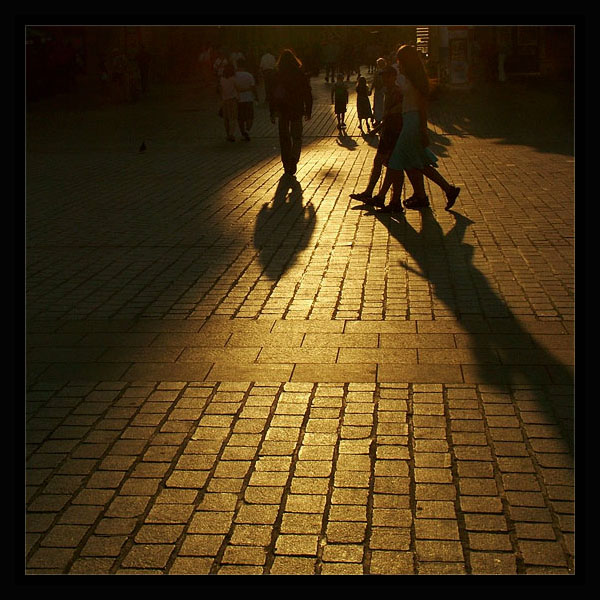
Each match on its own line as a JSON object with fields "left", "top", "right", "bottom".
{"left": 253, "top": 174, "right": 316, "bottom": 279}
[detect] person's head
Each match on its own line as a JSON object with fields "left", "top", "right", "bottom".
{"left": 236, "top": 58, "right": 247, "bottom": 71}
{"left": 336, "top": 72, "right": 344, "bottom": 82}
{"left": 396, "top": 44, "right": 429, "bottom": 97}
{"left": 357, "top": 76, "right": 367, "bottom": 86}
{"left": 376, "top": 57, "right": 387, "bottom": 69}
{"left": 277, "top": 48, "right": 302, "bottom": 73}
{"left": 222, "top": 63, "right": 235, "bottom": 78}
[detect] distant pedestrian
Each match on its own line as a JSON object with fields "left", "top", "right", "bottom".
{"left": 269, "top": 48, "right": 313, "bottom": 176}
{"left": 229, "top": 48, "right": 245, "bottom": 70}
{"left": 356, "top": 76, "right": 373, "bottom": 132}
{"left": 331, "top": 73, "right": 349, "bottom": 130}
{"left": 322, "top": 39, "right": 340, "bottom": 83}
{"left": 234, "top": 58, "right": 258, "bottom": 141}
{"left": 260, "top": 48, "right": 277, "bottom": 104}
{"left": 350, "top": 66, "right": 403, "bottom": 207}
{"left": 219, "top": 63, "right": 238, "bottom": 142}
{"left": 370, "top": 57, "right": 387, "bottom": 125}
{"left": 213, "top": 50, "right": 229, "bottom": 85}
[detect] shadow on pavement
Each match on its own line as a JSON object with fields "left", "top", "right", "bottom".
{"left": 253, "top": 174, "right": 316, "bottom": 280}
{"left": 371, "top": 205, "right": 574, "bottom": 451}
{"left": 335, "top": 130, "right": 358, "bottom": 150}
{"left": 427, "top": 79, "right": 574, "bottom": 157}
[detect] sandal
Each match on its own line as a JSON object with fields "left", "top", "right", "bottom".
{"left": 404, "top": 195, "right": 429, "bottom": 209}
{"left": 445, "top": 186, "right": 460, "bottom": 210}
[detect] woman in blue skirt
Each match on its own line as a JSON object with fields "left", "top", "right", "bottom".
{"left": 376, "top": 45, "right": 460, "bottom": 213}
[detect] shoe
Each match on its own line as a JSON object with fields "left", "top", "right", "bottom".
{"left": 445, "top": 186, "right": 460, "bottom": 210}
{"left": 363, "top": 194, "right": 385, "bottom": 209}
{"left": 242, "top": 132, "right": 250, "bottom": 141}
{"left": 404, "top": 195, "right": 429, "bottom": 209}
{"left": 378, "top": 198, "right": 404, "bottom": 213}
{"left": 350, "top": 191, "right": 373, "bottom": 202}
{"left": 226, "top": 136, "right": 235, "bottom": 142}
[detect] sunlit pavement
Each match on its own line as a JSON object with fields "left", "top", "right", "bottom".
{"left": 25, "top": 73, "right": 575, "bottom": 575}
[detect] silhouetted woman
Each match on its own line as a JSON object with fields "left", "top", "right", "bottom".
{"left": 269, "top": 49, "right": 313, "bottom": 176}
{"left": 378, "top": 45, "right": 460, "bottom": 213}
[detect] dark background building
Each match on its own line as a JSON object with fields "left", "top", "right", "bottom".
{"left": 24, "top": 25, "right": 574, "bottom": 103}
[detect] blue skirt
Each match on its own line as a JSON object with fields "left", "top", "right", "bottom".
{"left": 388, "top": 110, "right": 438, "bottom": 171}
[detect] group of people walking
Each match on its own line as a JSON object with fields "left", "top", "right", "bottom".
{"left": 217, "top": 59, "right": 259, "bottom": 142}
{"left": 350, "top": 44, "right": 460, "bottom": 213}
{"left": 219, "top": 44, "right": 459, "bottom": 213}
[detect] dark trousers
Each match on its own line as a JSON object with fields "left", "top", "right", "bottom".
{"left": 262, "top": 69, "right": 275, "bottom": 102}
{"left": 278, "top": 116, "right": 303, "bottom": 174}
{"left": 325, "top": 62, "right": 336, "bottom": 81}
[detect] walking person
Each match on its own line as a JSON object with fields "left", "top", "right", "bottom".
{"left": 375, "top": 44, "right": 460, "bottom": 213}
{"left": 234, "top": 58, "right": 258, "bottom": 141}
{"left": 331, "top": 73, "right": 349, "bottom": 131}
{"left": 322, "top": 39, "right": 340, "bottom": 83}
{"left": 260, "top": 48, "right": 277, "bottom": 104}
{"left": 350, "top": 66, "right": 403, "bottom": 207}
{"left": 269, "top": 48, "right": 313, "bottom": 176}
{"left": 370, "top": 57, "right": 387, "bottom": 126}
{"left": 219, "top": 63, "right": 238, "bottom": 142}
{"left": 356, "top": 76, "right": 373, "bottom": 133}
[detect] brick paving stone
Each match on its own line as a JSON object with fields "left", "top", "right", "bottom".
{"left": 26, "top": 67, "right": 574, "bottom": 576}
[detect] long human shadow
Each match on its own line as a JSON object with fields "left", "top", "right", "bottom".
{"left": 253, "top": 175, "right": 316, "bottom": 280}
{"left": 373, "top": 207, "right": 574, "bottom": 450}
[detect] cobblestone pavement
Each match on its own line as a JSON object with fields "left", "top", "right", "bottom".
{"left": 24, "top": 72, "right": 575, "bottom": 576}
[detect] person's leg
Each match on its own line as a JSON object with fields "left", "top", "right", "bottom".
{"left": 289, "top": 118, "right": 303, "bottom": 173}
{"left": 420, "top": 165, "right": 460, "bottom": 209}
{"left": 278, "top": 116, "right": 293, "bottom": 171}
{"left": 350, "top": 153, "right": 384, "bottom": 202}
{"left": 378, "top": 168, "right": 404, "bottom": 211}
{"left": 367, "top": 154, "right": 384, "bottom": 194}
{"left": 403, "top": 169, "right": 429, "bottom": 207}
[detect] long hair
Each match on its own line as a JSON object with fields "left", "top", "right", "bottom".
{"left": 396, "top": 44, "right": 429, "bottom": 98}
{"left": 277, "top": 48, "right": 303, "bottom": 74}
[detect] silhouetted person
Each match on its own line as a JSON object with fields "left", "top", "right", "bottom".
{"left": 234, "top": 59, "right": 258, "bottom": 141}
{"left": 322, "top": 39, "right": 340, "bottom": 83}
{"left": 260, "top": 48, "right": 277, "bottom": 104}
{"left": 219, "top": 63, "right": 238, "bottom": 142}
{"left": 356, "top": 76, "right": 373, "bottom": 132}
{"left": 331, "top": 72, "right": 348, "bottom": 130}
{"left": 350, "top": 66, "right": 403, "bottom": 206}
{"left": 269, "top": 49, "right": 313, "bottom": 176}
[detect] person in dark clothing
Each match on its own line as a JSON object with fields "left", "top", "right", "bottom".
{"left": 350, "top": 66, "right": 404, "bottom": 207}
{"left": 269, "top": 49, "right": 313, "bottom": 176}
